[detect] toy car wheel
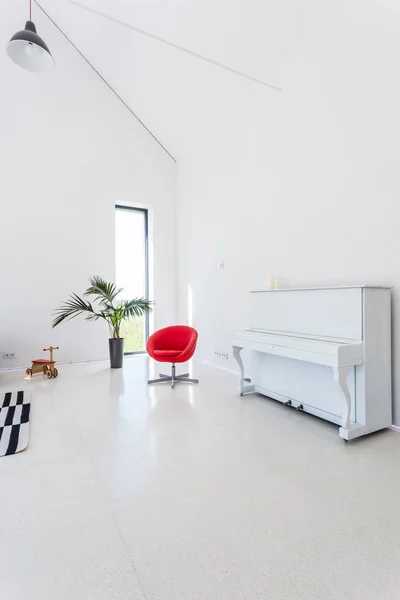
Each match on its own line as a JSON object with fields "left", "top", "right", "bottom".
{"left": 46, "top": 369, "right": 53, "bottom": 379}
{"left": 42, "top": 366, "right": 49, "bottom": 374}
{"left": 53, "top": 368, "right": 58, "bottom": 378}
{"left": 25, "top": 368, "right": 32, "bottom": 378}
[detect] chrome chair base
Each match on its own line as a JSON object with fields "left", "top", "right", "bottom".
{"left": 148, "top": 364, "right": 199, "bottom": 389}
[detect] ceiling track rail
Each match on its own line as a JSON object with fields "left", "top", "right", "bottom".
{"left": 69, "top": 0, "right": 281, "bottom": 92}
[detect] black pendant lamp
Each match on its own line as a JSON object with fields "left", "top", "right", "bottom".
{"left": 6, "top": 0, "right": 54, "bottom": 72}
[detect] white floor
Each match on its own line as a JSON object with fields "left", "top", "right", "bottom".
{"left": 1, "top": 358, "right": 400, "bottom": 599}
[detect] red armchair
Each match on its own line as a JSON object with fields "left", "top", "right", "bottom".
{"left": 147, "top": 326, "right": 199, "bottom": 388}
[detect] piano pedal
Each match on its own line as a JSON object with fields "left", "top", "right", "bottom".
{"left": 283, "top": 400, "right": 292, "bottom": 406}
{"left": 295, "top": 404, "right": 304, "bottom": 411}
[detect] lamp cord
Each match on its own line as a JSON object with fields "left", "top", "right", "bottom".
{"left": 33, "top": 0, "right": 176, "bottom": 161}
{"left": 30, "top": 0, "right": 32, "bottom": 20}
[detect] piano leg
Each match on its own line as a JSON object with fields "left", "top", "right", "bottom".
{"left": 333, "top": 366, "right": 352, "bottom": 438}
{"left": 232, "top": 345, "right": 255, "bottom": 396}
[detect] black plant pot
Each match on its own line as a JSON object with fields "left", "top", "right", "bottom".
{"left": 109, "top": 338, "right": 124, "bottom": 369}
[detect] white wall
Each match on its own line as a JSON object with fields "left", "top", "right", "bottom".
{"left": 0, "top": 3, "right": 176, "bottom": 368}
{"left": 176, "top": 0, "right": 400, "bottom": 424}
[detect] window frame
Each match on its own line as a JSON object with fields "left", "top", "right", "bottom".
{"left": 115, "top": 204, "right": 149, "bottom": 355}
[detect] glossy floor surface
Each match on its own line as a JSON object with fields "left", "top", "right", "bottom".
{"left": 1, "top": 357, "right": 400, "bottom": 600}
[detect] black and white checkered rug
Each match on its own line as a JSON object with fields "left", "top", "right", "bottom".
{"left": 0, "top": 391, "right": 30, "bottom": 457}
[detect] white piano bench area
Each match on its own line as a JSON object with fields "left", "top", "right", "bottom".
{"left": 233, "top": 286, "right": 392, "bottom": 442}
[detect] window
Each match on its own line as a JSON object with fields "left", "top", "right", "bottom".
{"left": 115, "top": 205, "right": 149, "bottom": 353}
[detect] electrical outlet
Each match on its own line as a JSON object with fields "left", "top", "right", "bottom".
{"left": 214, "top": 351, "right": 228, "bottom": 360}
{"left": 3, "top": 352, "right": 15, "bottom": 359}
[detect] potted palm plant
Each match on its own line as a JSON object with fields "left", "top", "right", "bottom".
{"left": 52, "top": 276, "right": 153, "bottom": 368}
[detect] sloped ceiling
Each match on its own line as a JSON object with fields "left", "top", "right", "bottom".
{"left": 36, "top": 0, "right": 344, "bottom": 158}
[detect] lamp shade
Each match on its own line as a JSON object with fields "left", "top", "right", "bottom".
{"left": 6, "top": 21, "right": 54, "bottom": 72}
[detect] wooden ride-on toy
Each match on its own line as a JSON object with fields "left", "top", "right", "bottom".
{"left": 26, "top": 346, "right": 59, "bottom": 379}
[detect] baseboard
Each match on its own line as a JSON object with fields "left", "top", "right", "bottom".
{"left": 0, "top": 353, "right": 149, "bottom": 373}
{"left": 390, "top": 424, "right": 400, "bottom": 432}
{"left": 195, "top": 358, "right": 238, "bottom": 376}
{"left": 0, "top": 357, "right": 109, "bottom": 373}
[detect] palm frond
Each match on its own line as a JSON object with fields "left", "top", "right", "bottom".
{"left": 84, "top": 275, "right": 121, "bottom": 306}
{"left": 85, "top": 310, "right": 110, "bottom": 323}
{"left": 52, "top": 293, "right": 104, "bottom": 328}
{"left": 120, "top": 298, "right": 153, "bottom": 319}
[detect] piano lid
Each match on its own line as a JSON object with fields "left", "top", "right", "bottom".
{"left": 248, "top": 286, "right": 364, "bottom": 341}
{"left": 250, "top": 285, "right": 391, "bottom": 293}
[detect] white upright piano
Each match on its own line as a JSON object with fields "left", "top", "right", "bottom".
{"left": 232, "top": 286, "right": 392, "bottom": 441}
